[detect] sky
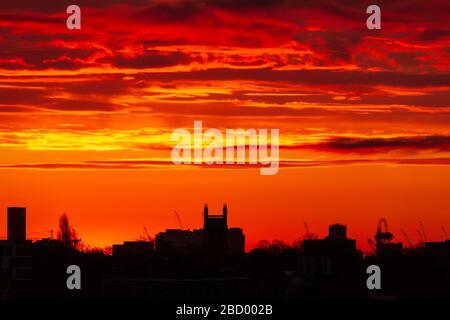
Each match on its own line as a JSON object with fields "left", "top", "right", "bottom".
{"left": 0, "top": 0, "right": 449, "bottom": 251}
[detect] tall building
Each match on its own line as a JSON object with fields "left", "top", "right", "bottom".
{"left": 7, "top": 207, "right": 26, "bottom": 242}
{"left": 301, "top": 224, "right": 360, "bottom": 277}
{"left": 1, "top": 208, "right": 32, "bottom": 299}
{"left": 203, "top": 204, "right": 228, "bottom": 257}
{"left": 304, "top": 224, "right": 357, "bottom": 257}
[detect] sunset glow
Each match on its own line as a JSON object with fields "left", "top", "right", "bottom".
{"left": 1, "top": 0, "right": 449, "bottom": 252}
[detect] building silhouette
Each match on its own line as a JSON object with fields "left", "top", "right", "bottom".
{"left": 154, "top": 204, "right": 245, "bottom": 258}
{"left": 0, "top": 207, "right": 32, "bottom": 299}
{"left": 1, "top": 206, "right": 450, "bottom": 300}
{"left": 113, "top": 241, "right": 154, "bottom": 258}
{"left": 7, "top": 207, "right": 26, "bottom": 242}
{"left": 228, "top": 227, "right": 245, "bottom": 256}
{"left": 301, "top": 224, "right": 361, "bottom": 277}
{"left": 155, "top": 229, "right": 203, "bottom": 256}
{"left": 203, "top": 204, "right": 228, "bottom": 258}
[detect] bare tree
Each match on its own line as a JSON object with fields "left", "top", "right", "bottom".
{"left": 57, "top": 213, "right": 79, "bottom": 249}
{"left": 255, "top": 239, "right": 291, "bottom": 255}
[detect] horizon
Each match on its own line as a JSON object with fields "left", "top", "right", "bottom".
{"left": 0, "top": 195, "right": 447, "bottom": 254}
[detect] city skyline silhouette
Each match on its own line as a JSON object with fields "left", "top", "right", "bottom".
{"left": 1, "top": 205, "right": 449, "bottom": 300}
{"left": 1, "top": 203, "right": 447, "bottom": 254}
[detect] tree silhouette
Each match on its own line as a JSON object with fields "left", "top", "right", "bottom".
{"left": 255, "top": 240, "right": 291, "bottom": 255}
{"left": 56, "top": 213, "right": 79, "bottom": 249}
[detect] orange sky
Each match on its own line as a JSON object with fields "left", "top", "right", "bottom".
{"left": 0, "top": 0, "right": 449, "bottom": 252}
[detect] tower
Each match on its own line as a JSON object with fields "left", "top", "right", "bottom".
{"left": 203, "top": 204, "right": 209, "bottom": 226}
{"left": 223, "top": 203, "right": 227, "bottom": 221}
{"left": 203, "top": 204, "right": 228, "bottom": 258}
{"left": 7, "top": 207, "right": 26, "bottom": 241}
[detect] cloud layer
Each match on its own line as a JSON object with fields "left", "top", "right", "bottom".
{"left": 0, "top": 0, "right": 449, "bottom": 168}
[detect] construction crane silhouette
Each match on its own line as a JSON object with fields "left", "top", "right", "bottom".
{"left": 400, "top": 229, "right": 413, "bottom": 248}
{"left": 367, "top": 238, "right": 377, "bottom": 253}
{"left": 143, "top": 227, "right": 153, "bottom": 242}
{"left": 175, "top": 211, "right": 184, "bottom": 230}
{"left": 418, "top": 221, "right": 428, "bottom": 242}
{"left": 441, "top": 226, "right": 448, "bottom": 241}
{"left": 304, "top": 222, "right": 311, "bottom": 240}
{"left": 417, "top": 229, "right": 424, "bottom": 244}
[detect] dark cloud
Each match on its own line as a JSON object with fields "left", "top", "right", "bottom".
{"left": 2, "top": 157, "right": 450, "bottom": 170}
{"left": 61, "top": 78, "right": 139, "bottom": 96}
{"left": 1, "top": 0, "right": 448, "bottom": 25}
{"left": 359, "top": 90, "right": 450, "bottom": 108}
{"left": 0, "top": 36, "right": 100, "bottom": 70}
{"left": 0, "top": 87, "right": 45, "bottom": 105}
{"left": 137, "top": 68, "right": 450, "bottom": 87}
{"left": 0, "top": 106, "right": 40, "bottom": 113}
{"left": 0, "top": 1, "right": 149, "bottom": 13}
{"left": 100, "top": 50, "right": 191, "bottom": 69}
{"left": 301, "top": 135, "right": 450, "bottom": 154}
{"left": 387, "top": 51, "right": 423, "bottom": 69}
{"left": 147, "top": 102, "right": 338, "bottom": 117}
{"left": 217, "top": 88, "right": 450, "bottom": 108}
{"left": 133, "top": 1, "right": 205, "bottom": 24}
{"left": 419, "top": 29, "right": 450, "bottom": 42}
{"left": 1, "top": 0, "right": 448, "bottom": 73}
{"left": 0, "top": 12, "right": 61, "bottom": 23}
{"left": 295, "top": 30, "right": 363, "bottom": 64}
{"left": 43, "top": 99, "right": 119, "bottom": 112}
{"left": 0, "top": 86, "right": 121, "bottom": 112}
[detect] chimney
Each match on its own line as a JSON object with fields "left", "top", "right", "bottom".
{"left": 203, "top": 204, "right": 209, "bottom": 225}
{"left": 223, "top": 204, "right": 228, "bottom": 222}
